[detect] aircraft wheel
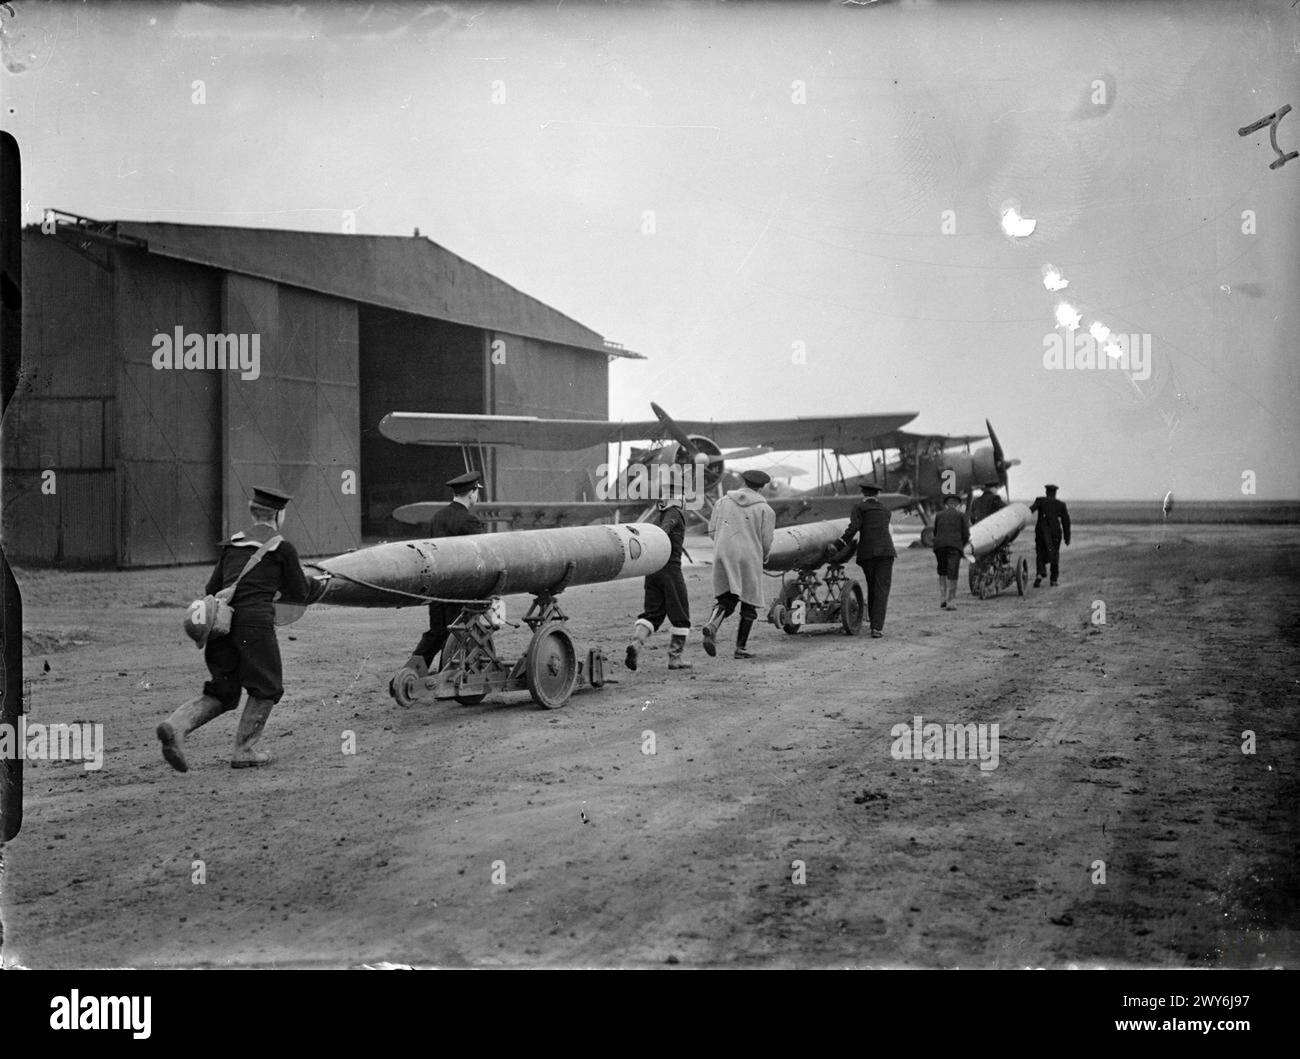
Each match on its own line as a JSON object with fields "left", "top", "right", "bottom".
{"left": 979, "top": 576, "right": 991, "bottom": 601}
{"left": 1015, "top": 557, "right": 1028, "bottom": 596}
{"left": 840, "top": 582, "right": 865, "bottom": 635}
{"left": 526, "top": 623, "right": 577, "bottom": 709}
{"left": 920, "top": 526, "right": 935, "bottom": 549}
{"left": 968, "top": 564, "right": 980, "bottom": 596}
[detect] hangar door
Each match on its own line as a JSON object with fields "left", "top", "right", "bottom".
{"left": 221, "top": 275, "right": 361, "bottom": 557}
{"left": 114, "top": 252, "right": 224, "bottom": 566}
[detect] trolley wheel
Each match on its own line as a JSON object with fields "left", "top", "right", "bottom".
{"left": 525, "top": 622, "right": 578, "bottom": 709}
{"left": 968, "top": 563, "right": 980, "bottom": 597}
{"left": 454, "top": 688, "right": 487, "bottom": 705}
{"left": 1015, "top": 557, "right": 1028, "bottom": 596}
{"left": 839, "top": 581, "right": 865, "bottom": 635}
{"left": 978, "top": 575, "right": 991, "bottom": 601}
{"left": 390, "top": 666, "right": 420, "bottom": 707}
{"left": 780, "top": 584, "right": 802, "bottom": 634}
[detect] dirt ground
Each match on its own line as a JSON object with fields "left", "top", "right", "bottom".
{"left": 2, "top": 524, "right": 1297, "bottom": 968}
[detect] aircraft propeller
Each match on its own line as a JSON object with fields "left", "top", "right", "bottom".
{"left": 986, "top": 418, "right": 1021, "bottom": 501}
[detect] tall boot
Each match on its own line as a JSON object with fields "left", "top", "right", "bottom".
{"left": 734, "top": 616, "right": 755, "bottom": 659}
{"left": 947, "top": 578, "right": 959, "bottom": 609}
{"left": 667, "top": 632, "right": 692, "bottom": 670}
{"left": 701, "top": 606, "right": 726, "bottom": 658}
{"left": 230, "top": 696, "right": 278, "bottom": 769}
{"left": 625, "top": 620, "right": 653, "bottom": 671}
{"left": 157, "top": 694, "right": 233, "bottom": 773}
{"left": 939, "top": 575, "right": 949, "bottom": 609}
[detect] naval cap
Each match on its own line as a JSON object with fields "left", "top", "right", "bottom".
{"left": 447, "top": 470, "right": 483, "bottom": 492}
{"left": 740, "top": 469, "right": 771, "bottom": 489}
{"left": 943, "top": 492, "right": 962, "bottom": 503}
{"left": 859, "top": 481, "right": 882, "bottom": 494}
{"left": 1044, "top": 483, "right": 1059, "bottom": 492}
{"left": 251, "top": 486, "right": 292, "bottom": 510}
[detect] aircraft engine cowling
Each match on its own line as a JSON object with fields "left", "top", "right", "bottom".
{"left": 971, "top": 447, "right": 999, "bottom": 488}
{"left": 687, "top": 435, "right": 725, "bottom": 493}
{"left": 934, "top": 450, "right": 973, "bottom": 495}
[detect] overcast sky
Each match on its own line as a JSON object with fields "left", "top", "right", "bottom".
{"left": 3, "top": 0, "right": 1297, "bottom": 499}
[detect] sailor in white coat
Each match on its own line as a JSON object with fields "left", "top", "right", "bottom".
{"left": 702, "top": 470, "right": 776, "bottom": 660}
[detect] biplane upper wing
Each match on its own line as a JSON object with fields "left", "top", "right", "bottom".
{"left": 871, "top": 428, "right": 990, "bottom": 451}
{"left": 380, "top": 413, "right": 668, "bottom": 450}
{"left": 636, "top": 413, "right": 918, "bottom": 452}
{"left": 380, "top": 411, "right": 920, "bottom": 453}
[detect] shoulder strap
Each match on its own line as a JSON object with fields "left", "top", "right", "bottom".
{"left": 231, "top": 534, "right": 283, "bottom": 587}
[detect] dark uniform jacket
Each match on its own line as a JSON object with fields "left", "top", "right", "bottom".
{"left": 430, "top": 500, "right": 484, "bottom": 538}
{"left": 932, "top": 508, "right": 972, "bottom": 551}
{"left": 969, "top": 492, "right": 1005, "bottom": 524}
{"left": 1030, "top": 496, "right": 1071, "bottom": 544}
{"left": 205, "top": 523, "right": 310, "bottom": 628}
{"left": 646, "top": 502, "right": 687, "bottom": 566}
{"left": 839, "top": 498, "right": 897, "bottom": 561}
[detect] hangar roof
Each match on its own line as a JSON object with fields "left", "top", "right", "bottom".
{"left": 59, "top": 216, "right": 641, "bottom": 357}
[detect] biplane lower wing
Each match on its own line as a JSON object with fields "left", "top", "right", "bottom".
{"left": 380, "top": 411, "right": 920, "bottom": 452}
{"left": 393, "top": 500, "right": 645, "bottom": 530}
{"left": 767, "top": 492, "right": 916, "bottom": 526}
{"left": 393, "top": 492, "right": 917, "bottom": 533}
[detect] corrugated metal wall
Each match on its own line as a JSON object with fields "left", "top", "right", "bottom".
{"left": 117, "top": 223, "right": 608, "bottom": 354}
{"left": 358, "top": 306, "right": 484, "bottom": 536}
{"left": 1, "top": 234, "right": 116, "bottom": 564}
{"left": 490, "top": 332, "right": 608, "bottom": 502}
{"left": 113, "top": 249, "right": 224, "bottom": 566}
{"left": 222, "top": 276, "right": 361, "bottom": 556}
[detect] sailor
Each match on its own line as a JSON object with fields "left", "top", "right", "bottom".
{"left": 702, "top": 469, "right": 775, "bottom": 660}
{"left": 832, "top": 481, "right": 896, "bottom": 638}
{"left": 969, "top": 482, "right": 1006, "bottom": 525}
{"left": 625, "top": 475, "right": 692, "bottom": 672}
{"left": 932, "top": 493, "right": 972, "bottom": 610}
{"left": 398, "top": 471, "right": 486, "bottom": 684}
{"left": 1030, "top": 483, "right": 1071, "bottom": 587}
{"left": 160, "top": 485, "right": 311, "bottom": 770}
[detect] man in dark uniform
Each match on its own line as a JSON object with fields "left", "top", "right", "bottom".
{"left": 625, "top": 477, "right": 692, "bottom": 672}
{"left": 158, "top": 485, "right": 311, "bottom": 771}
{"left": 969, "top": 482, "right": 1005, "bottom": 525}
{"left": 832, "top": 481, "right": 896, "bottom": 638}
{"left": 932, "top": 493, "right": 972, "bottom": 610}
{"left": 397, "top": 471, "right": 486, "bottom": 685}
{"left": 1030, "top": 483, "right": 1071, "bottom": 587}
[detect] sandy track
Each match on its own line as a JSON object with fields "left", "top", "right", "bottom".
{"left": 2, "top": 525, "right": 1296, "bottom": 967}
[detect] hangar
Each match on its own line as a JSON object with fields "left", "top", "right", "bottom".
{"left": 2, "top": 213, "right": 635, "bottom": 567}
